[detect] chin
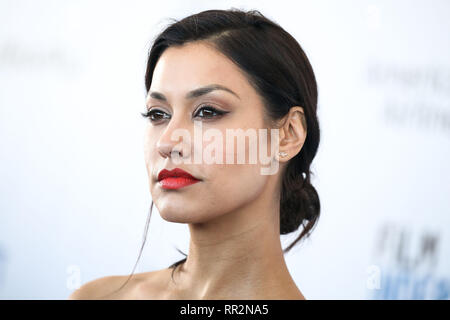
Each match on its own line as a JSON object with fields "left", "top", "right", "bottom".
{"left": 159, "top": 212, "right": 191, "bottom": 223}
{"left": 156, "top": 201, "right": 209, "bottom": 224}
{"left": 160, "top": 212, "right": 215, "bottom": 224}
{"left": 158, "top": 207, "right": 223, "bottom": 223}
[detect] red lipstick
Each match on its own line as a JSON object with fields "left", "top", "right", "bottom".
{"left": 157, "top": 168, "right": 201, "bottom": 190}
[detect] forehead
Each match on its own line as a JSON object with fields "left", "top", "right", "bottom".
{"left": 150, "top": 42, "right": 251, "bottom": 98}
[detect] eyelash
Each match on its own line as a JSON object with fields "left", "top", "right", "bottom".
{"left": 140, "top": 105, "right": 229, "bottom": 123}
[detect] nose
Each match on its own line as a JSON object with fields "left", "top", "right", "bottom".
{"left": 156, "top": 116, "right": 192, "bottom": 162}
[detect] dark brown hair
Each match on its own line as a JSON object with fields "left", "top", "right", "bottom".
{"left": 113, "top": 7, "right": 320, "bottom": 295}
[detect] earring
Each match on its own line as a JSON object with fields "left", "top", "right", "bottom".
{"left": 279, "top": 151, "right": 288, "bottom": 157}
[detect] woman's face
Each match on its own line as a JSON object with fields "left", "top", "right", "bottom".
{"left": 144, "top": 41, "right": 280, "bottom": 224}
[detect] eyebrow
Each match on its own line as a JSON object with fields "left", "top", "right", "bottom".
{"left": 148, "top": 84, "right": 241, "bottom": 103}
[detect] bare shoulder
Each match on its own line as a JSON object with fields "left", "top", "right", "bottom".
{"left": 67, "top": 269, "right": 171, "bottom": 300}
{"left": 67, "top": 275, "right": 129, "bottom": 300}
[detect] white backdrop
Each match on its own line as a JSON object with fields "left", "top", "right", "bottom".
{"left": 0, "top": 0, "right": 449, "bottom": 299}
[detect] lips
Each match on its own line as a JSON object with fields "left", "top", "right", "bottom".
{"left": 158, "top": 168, "right": 200, "bottom": 181}
{"left": 157, "top": 168, "right": 201, "bottom": 190}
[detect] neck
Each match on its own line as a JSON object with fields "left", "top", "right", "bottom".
{"left": 168, "top": 184, "right": 302, "bottom": 299}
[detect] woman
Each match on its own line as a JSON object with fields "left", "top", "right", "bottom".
{"left": 69, "top": 8, "right": 320, "bottom": 300}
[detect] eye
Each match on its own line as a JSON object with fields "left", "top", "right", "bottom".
{"left": 194, "top": 105, "right": 228, "bottom": 119}
{"left": 140, "top": 104, "right": 229, "bottom": 124}
{"left": 140, "top": 109, "right": 170, "bottom": 123}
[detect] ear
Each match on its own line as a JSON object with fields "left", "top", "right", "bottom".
{"left": 278, "top": 106, "right": 307, "bottom": 161}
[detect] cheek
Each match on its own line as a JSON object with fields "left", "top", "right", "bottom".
{"left": 193, "top": 125, "right": 271, "bottom": 219}
{"left": 208, "top": 163, "right": 267, "bottom": 208}
{"left": 143, "top": 128, "right": 155, "bottom": 161}
{"left": 143, "top": 129, "right": 159, "bottom": 176}
{"left": 205, "top": 163, "right": 269, "bottom": 222}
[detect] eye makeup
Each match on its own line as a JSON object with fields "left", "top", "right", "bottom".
{"left": 141, "top": 104, "right": 230, "bottom": 124}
